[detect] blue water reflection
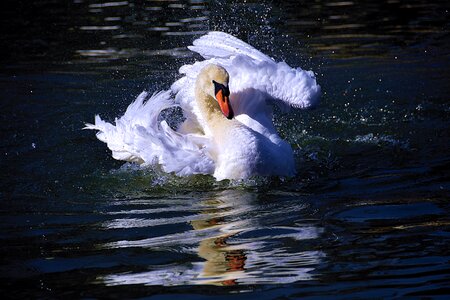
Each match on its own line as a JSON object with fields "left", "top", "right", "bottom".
{"left": 100, "top": 190, "right": 324, "bottom": 286}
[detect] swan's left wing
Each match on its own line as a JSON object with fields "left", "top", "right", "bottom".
{"left": 172, "top": 31, "right": 321, "bottom": 119}
{"left": 188, "top": 31, "right": 273, "bottom": 63}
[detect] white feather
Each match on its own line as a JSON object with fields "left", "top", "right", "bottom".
{"left": 188, "top": 31, "right": 273, "bottom": 62}
{"left": 86, "top": 31, "right": 321, "bottom": 180}
{"left": 84, "top": 91, "right": 215, "bottom": 176}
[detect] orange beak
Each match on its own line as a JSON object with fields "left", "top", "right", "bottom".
{"left": 213, "top": 80, "right": 233, "bottom": 119}
{"left": 215, "top": 89, "right": 234, "bottom": 119}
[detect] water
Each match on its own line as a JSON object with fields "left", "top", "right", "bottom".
{"left": 1, "top": 0, "right": 449, "bottom": 298}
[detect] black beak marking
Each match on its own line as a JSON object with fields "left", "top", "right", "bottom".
{"left": 212, "top": 80, "right": 230, "bottom": 99}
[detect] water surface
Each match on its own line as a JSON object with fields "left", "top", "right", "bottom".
{"left": 1, "top": 0, "right": 449, "bottom": 298}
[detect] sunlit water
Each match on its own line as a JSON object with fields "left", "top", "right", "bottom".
{"left": 1, "top": 0, "right": 449, "bottom": 298}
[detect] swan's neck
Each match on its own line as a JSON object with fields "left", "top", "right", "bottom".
{"left": 195, "top": 88, "right": 229, "bottom": 135}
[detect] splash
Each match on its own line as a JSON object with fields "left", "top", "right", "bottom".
{"left": 354, "top": 133, "right": 410, "bottom": 150}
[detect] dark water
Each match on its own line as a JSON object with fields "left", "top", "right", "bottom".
{"left": 1, "top": 0, "right": 450, "bottom": 298}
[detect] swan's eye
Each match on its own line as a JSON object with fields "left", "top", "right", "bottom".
{"left": 212, "top": 80, "right": 230, "bottom": 98}
{"left": 222, "top": 86, "right": 230, "bottom": 97}
{"left": 212, "top": 80, "right": 222, "bottom": 95}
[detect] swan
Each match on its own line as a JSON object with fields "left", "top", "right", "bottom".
{"left": 85, "top": 31, "right": 321, "bottom": 180}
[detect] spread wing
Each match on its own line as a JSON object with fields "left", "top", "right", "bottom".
{"left": 172, "top": 31, "right": 321, "bottom": 113}
{"left": 171, "top": 31, "right": 321, "bottom": 138}
{"left": 84, "top": 91, "right": 215, "bottom": 176}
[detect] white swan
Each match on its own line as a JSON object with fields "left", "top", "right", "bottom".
{"left": 85, "top": 31, "right": 321, "bottom": 180}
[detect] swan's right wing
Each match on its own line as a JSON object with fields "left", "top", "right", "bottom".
{"left": 84, "top": 91, "right": 215, "bottom": 176}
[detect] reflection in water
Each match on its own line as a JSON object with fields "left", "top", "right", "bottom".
{"left": 100, "top": 190, "right": 324, "bottom": 286}
{"left": 1, "top": 0, "right": 449, "bottom": 298}
{"left": 190, "top": 196, "right": 248, "bottom": 286}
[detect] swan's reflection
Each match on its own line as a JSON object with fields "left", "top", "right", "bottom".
{"left": 100, "top": 189, "right": 324, "bottom": 286}
{"left": 190, "top": 195, "right": 248, "bottom": 286}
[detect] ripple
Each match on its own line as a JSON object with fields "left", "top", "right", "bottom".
{"left": 98, "top": 190, "right": 325, "bottom": 286}
{"left": 89, "top": 1, "right": 129, "bottom": 8}
{"left": 79, "top": 26, "right": 120, "bottom": 31}
{"left": 334, "top": 202, "right": 443, "bottom": 223}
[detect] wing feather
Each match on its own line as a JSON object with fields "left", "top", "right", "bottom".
{"left": 188, "top": 31, "right": 273, "bottom": 62}
{"left": 173, "top": 31, "right": 321, "bottom": 115}
{"left": 84, "top": 91, "right": 214, "bottom": 175}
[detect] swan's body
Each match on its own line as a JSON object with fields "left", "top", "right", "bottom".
{"left": 85, "top": 32, "right": 321, "bottom": 180}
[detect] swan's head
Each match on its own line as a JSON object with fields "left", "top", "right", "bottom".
{"left": 197, "top": 64, "right": 234, "bottom": 119}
